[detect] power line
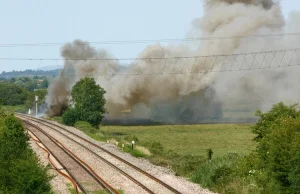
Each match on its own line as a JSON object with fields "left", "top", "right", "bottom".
{"left": 1, "top": 48, "right": 299, "bottom": 76}
{"left": 0, "top": 48, "right": 298, "bottom": 61}
{"left": 37, "top": 48, "right": 300, "bottom": 76}
{"left": 0, "top": 32, "right": 300, "bottom": 47}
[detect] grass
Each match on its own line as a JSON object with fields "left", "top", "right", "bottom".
{"left": 50, "top": 116, "right": 63, "bottom": 123}
{"left": 53, "top": 118, "right": 257, "bottom": 179}
{"left": 191, "top": 153, "right": 260, "bottom": 194}
{"left": 46, "top": 115, "right": 257, "bottom": 158}
{"left": 100, "top": 124, "right": 256, "bottom": 158}
{"left": 122, "top": 144, "right": 147, "bottom": 158}
{"left": 1, "top": 105, "right": 26, "bottom": 113}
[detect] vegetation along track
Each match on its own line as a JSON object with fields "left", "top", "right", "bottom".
{"left": 22, "top": 119, "right": 119, "bottom": 194}
{"left": 17, "top": 113, "right": 182, "bottom": 194}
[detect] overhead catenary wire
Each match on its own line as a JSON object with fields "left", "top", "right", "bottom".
{"left": 1, "top": 48, "right": 299, "bottom": 76}
{"left": 0, "top": 47, "right": 298, "bottom": 61}
{"left": 0, "top": 32, "right": 300, "bottom": 47}
{"left": 55, "top": 49, "right": 300, "bottom": 76}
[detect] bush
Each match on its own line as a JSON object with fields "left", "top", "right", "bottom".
{"left": 62, "top": 108, "right": 79, "bottom": 126}
{"left": 0, "top": 116, "right": 28, "bottom": 160}
{"left": 252, "top": 102, "right": 300, "bottom": 142}
{"left": 165, "top": 150, "right": 205, "bottom": 176}
{"left": 225, "top": 102, "right": 300, "bottom": 194}
{"left": 191, "top": 153, "right": 239, "bottom": 188}
{"left": 211, "top": 165, "right": 233, "bottom": 185}
{"left": 85, "top": 111, "right": 102, "bottom": 128}
{"left": 0, "top": 114, "right": 52, "bottom": 193}
{"left": 74, "top": 121, "right": 97, "bottom": 133}
{"left": 1, "top": 150, "right": 53, "bottom": 194}
{"left": 252, "top": 109, "right": 300, "bottom": 192}
{"left": 123, "top": 144, "right": 146, "bottom": 158}
{"left": 149, "top": 141, "right": 164, "bottom": 155}
{"left": 289, "top": 145, "right": 300, "bottom": 193}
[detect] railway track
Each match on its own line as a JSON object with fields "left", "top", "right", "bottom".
{"left": 17, "top": 113, "right": 182, "bottom": 194}
{"left": 23, "top": 119, "right": 119, "bottom": 194}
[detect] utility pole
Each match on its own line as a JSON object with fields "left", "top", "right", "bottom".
{"left": 35, "top": 95, "right": 38, "bottom": 117}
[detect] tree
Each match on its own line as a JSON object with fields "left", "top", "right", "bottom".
{"left": 0, "top": 117, "right": 28, "bottom": 160}
{"left": 25, "top": 89, "right": 47, "bottom": 110}
{"left": 0, "top": 115, "right": 52, "bottom": 193}
{"left": 251, "top": 102, "right": 300, "bottom": 193}
{"left": 289, "top": 145, "right": 300, "bottom": 193}
{"left": 40, "top": 78, "right": 49, "bottom": 88}
{"left": 0, "top": 82, "right": 28, "bottom": 105}
{"left": 252, "top": 102, "right": 300, "bottom": 142}
{"left": 62, "top": 77, "right": 106, "bottom": 127}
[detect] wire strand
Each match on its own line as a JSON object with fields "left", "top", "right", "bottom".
{"left": 0, "top": 32, "right": 300, "bottom": 47}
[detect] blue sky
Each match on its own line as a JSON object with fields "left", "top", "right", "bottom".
{"left": 0, "top": 0, "right": 299, "bottom": 72}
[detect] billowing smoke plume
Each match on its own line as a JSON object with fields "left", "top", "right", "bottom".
{"left": 46, "top": 0, "right": 300, "bottom": 123}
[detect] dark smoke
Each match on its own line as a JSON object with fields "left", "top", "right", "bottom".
{"left": 45, "top": 0, "right": 300, "bottom": 124}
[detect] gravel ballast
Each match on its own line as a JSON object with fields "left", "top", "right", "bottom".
{"left": 27, "top": 117, "right": 217, "bottom": 194}
{"left": 28, "top": 135, "right": 71, "bottom": 194}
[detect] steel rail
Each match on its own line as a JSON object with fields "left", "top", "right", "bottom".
{"left": 17, "top": 113, "right": 182, "bottom": 194}
{"left": 23, "top": 121, "right": 88, "bottom": 194}
{"left": 18, "top": 114, "right": 155, "bottom": 194}
{"left": 23, "top": 119, "right": 119, "bottom": 194}
{"left": 29, "top": 132, "right": 80, "bottom": 194}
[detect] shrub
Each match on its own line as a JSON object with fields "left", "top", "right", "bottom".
{"left": 289, "top": 145, "right": 300, "bottom": 193}
{"left": 250, "top": 102, "right": 300, "bottom": 193}
{"left": 0, "top": 114, "right": 52, "bottom": 193}
{"left": 85, "top": 111, "right": 102, "bottom": 128}
{"left": 0, "top": 116, "right": 28, "bottom": 160}
{"left": 149, "top": 141, "right": 164, "bottom": 155}
{"left": 74, "top": 121, "right": 97, "bottom": 133}
{"left": 123, "top": 144, "right": 146, "bottom": 158}
{"left": 191, "top": 153, "right": 239, "bottom": 188}
{"left": 165, "top": 150, "right": 205, "bottom": 176}
{"left": 62, "top": 108, "right": 79, "bottom": 126}
{"left": 2, "top": 150, "right": 53, "bottom": 194}
{"left": 252, "top": 102, "right": 300, "bottom": 142}
{"left": 211, "top": 166, "right": 233, "bottom": 185}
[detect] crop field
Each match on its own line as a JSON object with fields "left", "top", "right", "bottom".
{"left": 101, "top": 124, "right": 257, "bottom": 157}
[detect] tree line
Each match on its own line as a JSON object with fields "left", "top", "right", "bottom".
{"left": 0, "top": 77, "right": 48, "bottom": 109}
{"left": 0, "top": 69, "right": 60, "bottom": 79}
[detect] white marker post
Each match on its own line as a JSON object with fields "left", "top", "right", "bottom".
{"left": 132, "top": 140, "right": 135, "bottom": 150}
{"left": 122, "top": 144, "right": 124, "bottom": 151}
{"left": 28, "top": 109, "right": 31, "bottom": 115}
{"left": 35, "top": 96, "right": 38, "bottom": 118}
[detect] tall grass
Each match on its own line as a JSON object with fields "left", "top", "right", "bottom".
{"left": 191, "top": 153, "right": 260, "bottom": 194}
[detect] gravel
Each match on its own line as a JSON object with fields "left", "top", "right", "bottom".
{"left": 30, "top": 120, "right": 148, "bottom": 194}
{"left": 28, "top": 134, "right": 71, "bottom": 194}
{"left": 30, "top": 118, "right": 217, "bottom": 194}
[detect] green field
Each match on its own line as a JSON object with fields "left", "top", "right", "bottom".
{"left": 1, "top": 105, "right": 26, "bottom": 113}
{"left": 101, "top": 124, "right": 257, "bottom": 157}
